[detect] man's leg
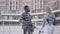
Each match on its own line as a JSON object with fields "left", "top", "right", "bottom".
{"left": 23, "top": 29, "right": 27, "bottom": 34}
{"left": 28, "top": 30, "right": 33, "bottom": 34}
{"left": 28, "top": 31, "right": 30, "bottom": 34}
{"left": 28, "top": 31, "right": 33, "bottom": 34}
{"left": 30, "top": 31, "right": 33, "bottom": 34}
{"left": 43, "top": 25, "right": 49, "bottom": 34}
{"left": 49, "top": 25, "right": 54, "bottom": 34}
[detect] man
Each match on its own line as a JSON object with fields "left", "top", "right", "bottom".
{"left": 20, "top": 5, "right": 35, "bottom": 34}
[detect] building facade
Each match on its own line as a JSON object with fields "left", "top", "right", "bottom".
{"left": 0, "top": 0, "right": 60, "bottom": 26}
{"left": 0, "top": 0, "right": 9, "bottom": 10}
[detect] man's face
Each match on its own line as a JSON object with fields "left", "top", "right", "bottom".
{"left": 25, "top": 7, "right": 30, "bottom": 12}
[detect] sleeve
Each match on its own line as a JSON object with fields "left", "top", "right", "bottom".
{"left": 20, "top": 13, "right": 25, "bottom": 20}
{"left": 52, "top": 12, "right": 56, "bottom": 25}
{"left": 52, "top": 12, "right": 56, "bottom": 19}
{"left": 19, "top": 13, "right": 25, "bottom": 23}
{"left": 51, "top": 12, "right": 56, "bottom": 21}
{"left": 42, "top": 14, "right": 46, "bottom": 27}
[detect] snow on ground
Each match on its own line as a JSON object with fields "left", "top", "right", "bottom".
{"left": 0, "top": 25, "right": 60, "bottom": 34}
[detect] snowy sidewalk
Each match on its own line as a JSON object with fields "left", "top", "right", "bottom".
{"left": 0, "top": 25, "right": 60, "bottom": 34}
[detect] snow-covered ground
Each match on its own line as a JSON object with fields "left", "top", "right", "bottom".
{"left": 0, "top": 25, "right": 60, "bottom": 34}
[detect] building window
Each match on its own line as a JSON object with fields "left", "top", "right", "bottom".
{"left": 32, "top": 10, "right": 35, "bottom": 13}
{"left": 31, "top": 15, "right": 35, "bottom": 19}
{"left": 16, "top": 1, "right": 19, "bottom": 10}
{"left": 35, "top": 21, "right": 42, "bottom": 26}
{"left": 4, "top": 22, "right": 20, "bottom": 26}
{"left": 4, "top": 22, "right": 9, "bottom": 25}
{"left": 0, "top": 22, "right": 3, "bottom": 26}
{"left": 55, "top": 12, "right": 60, "bottom": 17}
{"left": 4, "top": 16, "right": 7, "bottom": 20}
{"left": 16, "top": 1, "right": 18, "bottom": 4}
{"left": 7, "top": 16, "right": 9, "bottom": 20}
{"left": 16, "top": 6, "right": 18, "bottom": 10}
{"left": 12, "top": 16, "right": 17, "bottom": 20}
{"left": 10, "top": 1, "right": 12, "bottom": 10}
{"left": 10, "top": 6, "right": 12, "bottom": 10}
{"left": 10, "top": 1, "right": 12, "bottom": 5}
{"left": 38, "top": 15, "right": 43, "bottom": 19}
{"left": 4, "top": 16, "right": 12, "bottom": 20}
{"left": 10, "top": 22, "right": 20, "bottom": 26}
{"left": 40, "top": 0, "right": 42, "bottom": 8}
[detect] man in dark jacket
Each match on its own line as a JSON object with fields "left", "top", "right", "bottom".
{"left": 20, "top": 5, "right": 35, "bottom": 34}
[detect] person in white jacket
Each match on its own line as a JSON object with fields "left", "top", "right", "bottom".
{"left": 43, "top": 6, "right": 55, "bottom": 34}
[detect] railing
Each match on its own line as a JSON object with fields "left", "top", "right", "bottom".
{"left": 1, "top": 10, "right": 21, "bottom": 14}
{"left": 0, "top": 10, "right": 60, "bottom": 22}
{"left": 1, "top": 16, "right": 59, "bottom": 21}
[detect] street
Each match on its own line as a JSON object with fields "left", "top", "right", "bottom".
{"left": 0, "top": 25, "right": 60, "bottom": 34}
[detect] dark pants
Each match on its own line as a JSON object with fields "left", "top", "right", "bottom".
{"left": 23, "top": 29, "right": 33, "bottom": 34}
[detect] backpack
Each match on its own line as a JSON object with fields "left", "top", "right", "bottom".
{"left": 53, "top": 18, "right": 57, "bottom": 25}
{"left": 46, "top": 17, "right": 57, "bottom": 25}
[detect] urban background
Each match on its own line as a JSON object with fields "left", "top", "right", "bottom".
{"left": 0, "top": 0, "right": 60, "bottom": 34}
